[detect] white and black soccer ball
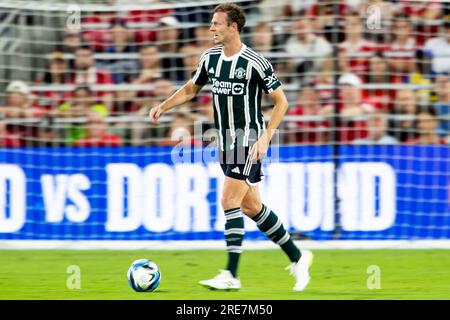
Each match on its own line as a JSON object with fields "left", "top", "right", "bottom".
{"left": 127, "top": 259, "right": 161, "bottom": 292}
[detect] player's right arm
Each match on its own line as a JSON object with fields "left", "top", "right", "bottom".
{"left": 148, "top": 80, "right": 203, "bottom": 123}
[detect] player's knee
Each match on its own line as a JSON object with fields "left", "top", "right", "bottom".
{"left": 221, "top": 196, "right": 241, "bottom": 211}
{"left": 241, "top": 203, "right": 261, "bottom": 218}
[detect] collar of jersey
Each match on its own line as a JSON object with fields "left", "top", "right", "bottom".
{"left": 220, "top": 43, "right": 247, "bottom": 61}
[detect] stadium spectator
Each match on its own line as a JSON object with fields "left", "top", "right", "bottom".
{"left": 285, "top": 85, "right": 328, "bottom": 144}
{"left": 53, "top": 85, "right": 108, "bottom": 145}
{"left": 398, "top": 0, "right": 442, "bottom": 46}
{"left": 366, "top": 52, "right": 392, "bottom": 83}
{"left": 159, "top": 112, "right": 202, "bottom": 147}
{"left": 259, "top": 0, "right": 291, "bottom": 21}
{"left": 37, "top": 51, "right": 70, "bottom": 111}
{"left": 407, "top": 49, "right": 434, "bottom": 105}
{"left": 103, "top": 19, "right": 140, "bottom": 84}
{"left": 307, "top": 0, "right": 348, "bottom": 41}
{"left": 307, "top": 0, "right": 348, "bottom": 24}
{"left": 284, "top": 16, "right": 332, "bottom": 85}
{"left": 73, "top": 111, "right": 123, "bottom": 147}
{"left": 251, "top": 22, "right": 275, "bottom": 53}
{"left": 115, "top": 45, "right": 163, "bottom": 113}
{"left": 53, "top": 85, "right": 108, "bottom": 118}
{"left": 337, "top": 72, "right": 375, "bottom": 141}
{"left": 433, "top": 73, "right": 450, "bottom": 137}
{"left": 136, "top": 78, "right": 175, "bottom": 116}
{"left": 339, "top": 73, "right": 375, "bottom": 116}
{"left": 312, "top": 57, "right": 335, "bottom": 105}
{"left": 405, "top": 106, "right": 445, "bottom": 145}
{"left": 127, "top": 1, "right": 174, "bottom": 45}
{"left": 132, "top": 45, "right": 162, "bottom": 84}
{"left": 1, "top": 81, "right": 42, "bottom": 119}
{"left": 44, "top": 51, "right": 69, "bottom": 84}
{"left": 193, "top": 24, "right": 214, "bottom": 53}
{"left": 423, "top": 18, "right": 450, "bottom": 74}
{"left": 398, "top": 0, "right": 442, "bottom": 21}
{"left": 321, "top": 73, "right": 375, "bottom": 142}
{"left": 339, "top": 12, "right": 376, "bottom": 78}
{"left": 282, "top": 0, "right": 317, "bottom": 18}
{"left": 70, "top": 46, "right": 114, "bottom": 112}
{"left": 35, "top": 115, "right": 62, "bottom": 147}
{"left": 180, "top": 44, "right": 201, "bottom": 82}
{"left": 80, "top": 10, "right": 117, "bottom": 52}
{"left": 105, "top": 18, "right": 136, "bottom": 54}
{"left": 385, "top": 13, "right": 418, "bottom": 77}
{"left": 0, "top": 113, "right": 22, "bottom": 147}
{"left": 388, "top": 88, "right": 419, "bottom": 143}
{"left": 157, "top": 16, "right": 184, "bottom": 82}
{"left": 365, "top": 52, "right": 398, "bottom": 112}
{"left": 352, "top": 111, "right": 398, "bottom": 144}
{"left": 131, "top": 78, "right": 176, "bottom": 144}
{"left": 63, "top": 30, "right": 82, "bottom": 54}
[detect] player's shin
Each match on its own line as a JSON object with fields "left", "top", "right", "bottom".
{"left": 252, "top": 204, "right": 301, "bottom": 263}
{"left": 224, "top": 207, "right": 245, "bottom": 277}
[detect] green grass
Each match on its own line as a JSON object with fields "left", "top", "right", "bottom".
{"left": 0, "top": 249, "right": 449, "bottom": 300}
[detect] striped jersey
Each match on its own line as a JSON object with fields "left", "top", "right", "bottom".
{"left": 192, "top": 44, "right": 281, "bottom": 151}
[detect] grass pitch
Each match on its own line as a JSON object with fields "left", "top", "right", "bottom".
{"left": 0, "top": 249, "right": 449, "bottom": 300}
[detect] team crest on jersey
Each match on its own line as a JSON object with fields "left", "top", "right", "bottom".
{"left": 234, "top": 67, "right": 246, "bottom": 79}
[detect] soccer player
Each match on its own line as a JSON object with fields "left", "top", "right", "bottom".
{"left": 149, "top": 3, "right": 313, "bottom": 291}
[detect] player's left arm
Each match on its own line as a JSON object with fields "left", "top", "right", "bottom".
{"left": 251, "top": 86, "right": 289, "bottom": 161}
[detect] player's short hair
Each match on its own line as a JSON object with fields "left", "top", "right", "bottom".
{"left": 213, "top": 3, "right": 246, "bottom": 33}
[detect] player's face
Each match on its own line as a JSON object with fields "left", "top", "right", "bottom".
{"left": 210, "top": 12, "right": 233, "bottom": 45}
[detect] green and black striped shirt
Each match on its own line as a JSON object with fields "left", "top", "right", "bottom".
{"left": 192, "top": 44, "right": 281, "bottom": 151}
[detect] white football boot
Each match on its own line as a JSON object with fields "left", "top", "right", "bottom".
{"left": 199, "top": 270, "right": 241, "bottom": 290}
{"left": 286, "top": 250, "right": 314, "bottom": 291}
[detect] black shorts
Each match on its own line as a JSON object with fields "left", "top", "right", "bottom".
{"left": 219, "top": 146, "right": 264, "bottom": 186}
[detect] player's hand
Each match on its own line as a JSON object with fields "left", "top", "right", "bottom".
{"left": 250, "top": 134, "right": 270, "bottom": 162}
{"left": 149, "top": 104, "right": 164, "bottom": 123}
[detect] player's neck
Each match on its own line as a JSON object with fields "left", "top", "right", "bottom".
{"left": 222, "top": 37, "right": 243, "bottom": 58}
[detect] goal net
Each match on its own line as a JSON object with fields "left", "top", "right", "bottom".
{"left": 0, "top": 0, "right": 449, "bottom": 246}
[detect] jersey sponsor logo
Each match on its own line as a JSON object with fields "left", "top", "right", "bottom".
{"left": 212, "top": 79, "right": 232, "bottom": 94}
{"left": 209, "top": 67, "right": 215, "bottom": 74}
{"left": 232, "top": 83, "right": 244, "bottom": 95}
{"left": 234, "top": 67, "right": 246, "bottom": 79}
{"left": 264, "top": 74, "right": 278, "bottom": 88}
{"left": 211, "top": 79, "right": 246, "bottom": 95}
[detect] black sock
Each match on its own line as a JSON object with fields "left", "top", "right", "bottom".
{"left": 252, "top": 204, "right": 301, "bottom": 263}
{"left": 224, "top": 207, "right": 245, "bottom": 277}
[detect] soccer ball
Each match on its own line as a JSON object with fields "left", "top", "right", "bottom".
{"left": 127, "top": 259, "right": 161, "bottom": 292}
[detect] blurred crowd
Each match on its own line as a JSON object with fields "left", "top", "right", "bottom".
{"left": 0, "top": 0, "right": 450, "bottom": 147}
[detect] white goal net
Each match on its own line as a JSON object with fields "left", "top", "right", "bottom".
{"left": 0, "top": 0, "right": 449, "bottom": 246}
